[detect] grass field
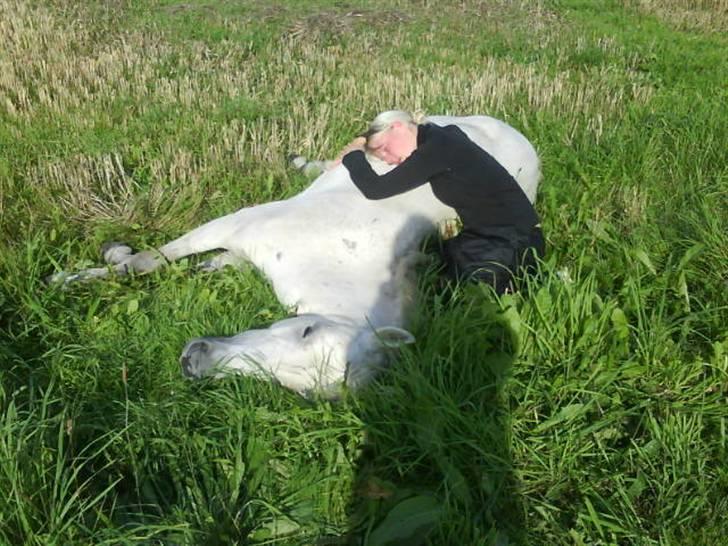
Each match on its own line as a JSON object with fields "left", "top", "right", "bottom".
{"left": 1, "top": 0, "right": 727, "bottom": 544}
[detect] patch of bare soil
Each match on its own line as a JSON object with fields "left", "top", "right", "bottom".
{"left": 286, "top": 8, "right": 411, "bottom": 39}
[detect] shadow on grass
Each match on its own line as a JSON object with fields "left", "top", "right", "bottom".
{"left": 332, "top": 281, "right": 526, "bottom": 546}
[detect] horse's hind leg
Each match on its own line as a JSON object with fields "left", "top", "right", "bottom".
{"left": 49, "top": 201, "right": 279, "bottom": 286}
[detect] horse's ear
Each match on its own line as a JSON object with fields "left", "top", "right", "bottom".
{"left": 374, "top": 326, "right": 416, "bottom": 348}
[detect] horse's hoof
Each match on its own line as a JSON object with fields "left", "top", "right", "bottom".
{"left": 101, "top": 242, "right": 133, "bottom": 264}
{"left": 45, "top": 271, "right": 73, "bottom": 285}
{"left": 288, "top": 154, "right": 308, "bottom": 170}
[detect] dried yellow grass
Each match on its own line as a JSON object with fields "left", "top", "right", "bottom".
{"left": 622, "top": 0, "right": 728, "bottom": 33}
{"left": 619, "top": 185, "right": 651, "bottom": 233}
{"left": 2, "top": 0, "right": 655, "bottom": 227}
{"left": 27, "top": 153, "right": 139, "bottom": 223}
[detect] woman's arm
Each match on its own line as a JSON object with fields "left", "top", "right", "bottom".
{"left": 342, "top": 145, "right": 448, "bottom": 200}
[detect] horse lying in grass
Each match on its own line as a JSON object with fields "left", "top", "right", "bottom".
{"left": 52, "top": 115, "right": 540, "bottom": 397}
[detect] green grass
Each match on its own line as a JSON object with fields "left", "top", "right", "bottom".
{"left": 1, "top": 0, "right": 727, "bottom": 544}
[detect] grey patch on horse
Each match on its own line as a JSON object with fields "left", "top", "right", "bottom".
{"left": 276, "top": 251, "right": 283, "bottom": 261}
{"left": 342, "top": 238, "right": 357, "bottom": 250}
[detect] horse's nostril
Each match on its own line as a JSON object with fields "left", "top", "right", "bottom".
{"left": 180, "top": 341, "right": 212, "bottom": 378}
{"left": 180, "top": 355, "right": 195, "bottom": 377}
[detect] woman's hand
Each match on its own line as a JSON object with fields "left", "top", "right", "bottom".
{"left": 331, "top": 136, "right": 367, "bottom": 167}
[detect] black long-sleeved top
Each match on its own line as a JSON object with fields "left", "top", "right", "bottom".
{"left": 342, "top": 123, "right": 539, "bottom": 237}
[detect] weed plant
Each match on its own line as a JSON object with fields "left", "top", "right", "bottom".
{"left": 0, "top": 0, "right": 726, "bottom": 544}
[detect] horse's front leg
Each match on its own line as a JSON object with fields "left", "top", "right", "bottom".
{"left": 49, "top": 205, "right": 267, "bottom": 285}
{"left": 155, "top": 209, "right": 251, "bottom": 262}
{"left": 100, "top": 211, "right": 248, "bottom": 276}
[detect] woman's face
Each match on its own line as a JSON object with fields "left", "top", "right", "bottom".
{"left": 367, "top": 121, "right": 418, "bottom": 165}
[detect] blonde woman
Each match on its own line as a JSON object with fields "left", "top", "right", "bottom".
{"left": 340, "top": 110, "right": 544, "bottom": 294}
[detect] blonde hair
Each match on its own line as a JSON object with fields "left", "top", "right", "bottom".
{"left": 361, "top": 110, "right": 427, "bottom": 146}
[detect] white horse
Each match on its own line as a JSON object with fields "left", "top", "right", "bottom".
{"left": 53, "top": 115, "right": 540, "bottom": 397}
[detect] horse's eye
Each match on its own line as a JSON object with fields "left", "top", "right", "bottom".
{"left": 302, "top": 325, "right": 314, "bottom": 339}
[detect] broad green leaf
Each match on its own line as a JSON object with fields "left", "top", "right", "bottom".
{"left": 711, "top": 339, "right": 727, "bottom": 367}
{"left": 367, "top": 495, "right": 443, "bottom": 546}
{"left": 535, "top": 286, "right": 552, "bottom": 313}
{"left": 627, "top": 473, "right": 647, "bottom": 500}
{"left": 633, "top": 248, "right": 656, "bottom": 275}
{"left": 498, "top": 298, "right": 522, "bottom": 353}
{"left": 610, "top": 308, "right": 629, "bottom": 340}
{"left": 248, "top": 516, "right": 300, "bottom": 540}
{"left": 677, "top": 270, "right": 690, "bottom": 312}
{"left": 587, "top": 219, "right": 614, "bottom": 243}
{"left": 534, "top": 403, "right": 587, "bottom": 433}
{"left": 438, "top": 456, "right": 471, "bottom": 505}
{"left": 126, "top": 298, "right": 139, "bottom": 315}
{"left": 620, "top": 362, "right": 648, "bottom": 378}
{"left": 583, "top": 496, "right": 605, "bottom": 538}
{"left": 676, "top": 243, "right": 704, "bottom": 272}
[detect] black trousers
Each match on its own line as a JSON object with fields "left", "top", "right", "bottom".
{"left": 441, "top": 226, "right": 545, "bottom": 294}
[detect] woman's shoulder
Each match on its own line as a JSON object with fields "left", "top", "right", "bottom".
{"left": 421, "top": 123, "right": 472, "bottom": 148}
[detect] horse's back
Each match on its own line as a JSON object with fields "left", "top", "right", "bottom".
{"left": 427, "top": 115, "right": 541, "bottom": 203}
